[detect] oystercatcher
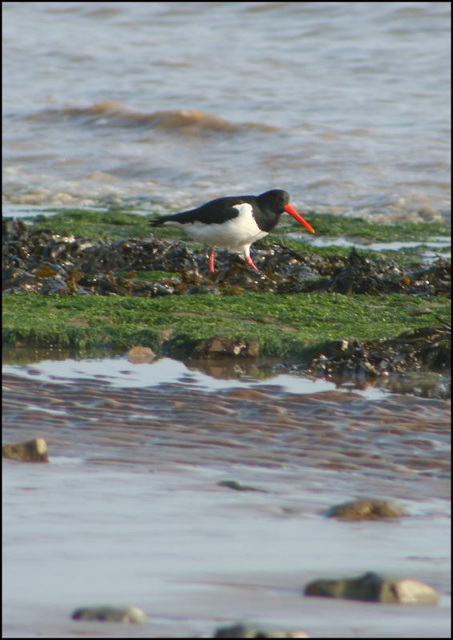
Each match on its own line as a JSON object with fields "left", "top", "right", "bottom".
{"left": 150, "top": 189, "right": 315, "bottom": 273}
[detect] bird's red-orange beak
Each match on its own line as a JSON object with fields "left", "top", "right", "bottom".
{"left": 284, "top": 204, "right": 315, "bottom": 234}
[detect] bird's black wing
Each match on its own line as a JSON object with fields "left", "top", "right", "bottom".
{"left": 150, "top": 195, "right": 254, "bottom": 227}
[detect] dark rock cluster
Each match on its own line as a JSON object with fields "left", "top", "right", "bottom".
{"left": 3, "top": 218, "right": 450, "bottom": 297}
{"left": 307, "top": 325, "right": 451, "bottom": 377}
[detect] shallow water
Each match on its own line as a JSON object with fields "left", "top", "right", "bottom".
{"left": 3, "top": 2, "right": 450, "bottom": 222}
{"left": 2, "top": 354, "right": 451, "bottom": 638}
{"left": 294, "top": 235, "right": 452, "bottom": 254}
{"left": 3, "top": 355, "right": 388, "bottom": 397}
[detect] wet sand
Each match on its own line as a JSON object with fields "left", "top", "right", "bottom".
{"left": 2, "top": 363, "right": 451, "bottom": 638}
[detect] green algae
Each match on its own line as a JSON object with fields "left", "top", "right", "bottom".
{"left": 283, "top": 212, "right": 450, "bottom": 242}
{"left": 6, "top": 207, "right": 450, "bottom": 361}
{"left": 28, "top": 208, "right": 180, "bottom": 241}
{"left": 26, "top": 207, "right": 450, "bottom": 244}
{"left": 3, "top": 292, "right": 450, "bottom": 359}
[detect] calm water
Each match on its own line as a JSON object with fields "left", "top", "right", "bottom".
{"left": 2, "top": 2, "right": 451, "bottom": 221}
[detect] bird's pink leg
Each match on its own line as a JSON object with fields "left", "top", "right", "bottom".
{"left": 208, "top": 248, "right": 216, "bottom": 273}
{"left": 244, "top": 246, "right": 258, "bottom": 270}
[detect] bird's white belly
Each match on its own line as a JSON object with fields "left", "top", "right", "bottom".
{"left": 169, "top": 203, "right": 268, "bottom": 250}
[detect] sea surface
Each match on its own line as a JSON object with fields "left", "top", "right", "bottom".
{"left": 2, "top": 1, "right": 451, "bottom": 221}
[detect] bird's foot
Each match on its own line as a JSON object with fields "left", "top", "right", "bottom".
{"left": 245, "top": 255, "right": 259, "bottom": 270}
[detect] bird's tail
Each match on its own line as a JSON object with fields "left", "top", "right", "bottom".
{"left": 150, "top": 215, "right": 171, "bottom": 227}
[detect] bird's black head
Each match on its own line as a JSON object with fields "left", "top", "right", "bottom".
{"left": 256, "top": 189, "right": 316, "bottom": 235}
{"left": 257, "top": 189, "right": 290, "bottom": 214}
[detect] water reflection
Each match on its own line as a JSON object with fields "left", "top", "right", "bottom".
{"left": 1, "top": 353, "right": 397, "bottom": 400}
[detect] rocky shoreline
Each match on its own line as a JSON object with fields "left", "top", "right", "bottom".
{"left": 2, "top": 213, "right": 451, "bottom": 396}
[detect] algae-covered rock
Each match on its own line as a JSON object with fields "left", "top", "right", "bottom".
{"left": 4, "top": 213, "right": 450, "bottom": 297}
{"left": 128, "top": 345, "right": 156, "bottom": 363}
{"left": 214, "top": 622, "right": 309, "bottom": 638}
{"left": 304, "top": 571, "right": 438, "bottom": 605}
{"left": 309, "top": 324, "right": 451, "bottom": 378}
{"left": 2, "top": 437, "right": 49, "bottom": 462}
{"left": 325, "top": 499, "right": 406, "bottom": 520}
{"left": 71, "top": 605, "right": 147, "bottom": 623}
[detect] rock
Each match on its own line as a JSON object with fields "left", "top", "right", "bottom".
{"left": 308, "top": 324, "right": 451, "bottom": 379}
{"left": 325, "top": 499, "right": 406, "bottom": 520}
{"left": 213, "top": 622, "right": 309, "bottom": 638}
{"left": 217, "top": 480, "right": 268, "bottom": 493}
{"left": 2, "top": 437, "right": 49, "bottom": 462}
{"left": 39, "top": 277, "right": 70, "bottom": 295}
{"left": 197, "top": 336, "right": 260, "bottom": 358}
{"left": 386, "top": 577, "right": 440, "bottom": 605}
{"left": 304, "top": 572, "right": 438, "bottom": 605}
{"left": 128, "top": 345, "right": 156, "bottom": 364}
{"left": 71, "top": 605, "right": 147, "bottom": 623}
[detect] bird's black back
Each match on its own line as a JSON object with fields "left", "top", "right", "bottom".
{"left": 150, "top": 195, "right": 256, "bottom": 227}
{"left": 150, "top": 190, "right": 292, "bottom": 230}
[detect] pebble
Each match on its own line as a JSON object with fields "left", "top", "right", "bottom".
{"left": 128, "top": 345, "right": 156, "bottom": 364}
{"left": 325, "top": 499, "right": 406, "bottom": 520}
{"left": 2, "top": 437, "right": 49, "bottom": 462}
{"left": 304, "top": 571, "right": 439, "bottom": 605}
{"left": 214, "top": 622, "right": 309, "bottom": 638}
{"left": 71, "top": 605, "right": 148, "bottom": 623}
